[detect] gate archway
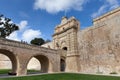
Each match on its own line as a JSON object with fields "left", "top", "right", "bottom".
{"left": 60, "top": 58, "right": 65, "bottom": 71}
{"left": 60, "top": 47, "right": 67, "bottom": 72}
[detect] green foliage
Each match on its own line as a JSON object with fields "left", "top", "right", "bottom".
{"left": 110, "top": 72, "right": 117, "bottom": 74}
{"left": 30, "top": 38, "right": 45, "bottom": 46}
{"left": 0, "top": 73, "right": 120, "bottom": 80}
{"left": 0, "top": 14, "right": 19, "bottom": 38}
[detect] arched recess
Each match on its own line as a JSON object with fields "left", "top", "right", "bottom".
{"left": 60, "top": 58, "right": 66, "bottom": 71}
{"left": 27, "top": 55, "right": 50, "bottom": 74}
{"left": 62, "top": 47, "right": 67, "bottom": 51}
{"left": 60, "top": 47, "right": 67, "bottom": 72}
{"left": 61, "top": 47, "right": 67, "bottom": 57}
{"left": 0, "top": 49, "right": 17, "bottom": 75}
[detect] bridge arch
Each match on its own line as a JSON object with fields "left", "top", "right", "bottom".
{"left": 27, "top": 54, "right": 53, "bottom": 74}
{"left": 0, "top": 49, "right": 17, "bottom": 75}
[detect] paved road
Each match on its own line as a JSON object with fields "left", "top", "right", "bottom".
{"left": 0, "top": 72, "right": 44, "bottom": 78}
{"left": 0, "top": 74, "right": 15, "bottom": 78}
{"left": 0, "top": 72, "right": 120, "bottom": 78}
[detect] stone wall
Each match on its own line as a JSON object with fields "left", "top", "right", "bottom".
{"left": 27, "top": 58, "right": 41, "bottom": 70}
{"left": 41, "top": 42, "right": 53, "bottom": 49}
{"left": 0, "top": 54, "right": 11, "bottom": 69}
{"left": 78, "top": 7, "right": 120, "bottom": 74}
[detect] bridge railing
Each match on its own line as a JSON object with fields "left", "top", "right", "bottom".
{"left": 0, "top": 38, "right": 57, "bottom": 54}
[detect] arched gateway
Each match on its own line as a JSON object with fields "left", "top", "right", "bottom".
{"left": 52, "top": 16, "right": 80, "bottom": 72}
{"left": 0, "top": 38, "right": 60, "bottom": 76}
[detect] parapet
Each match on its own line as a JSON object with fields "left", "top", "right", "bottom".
{"left": 93, "top": 7, "right": 120, "bottom": 25}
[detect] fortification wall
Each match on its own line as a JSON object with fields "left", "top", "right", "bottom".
{"left": 0, "top": 54, "right": 11, "bottom": 69}
{"left": 41, "top": 42, "right": 53, "bottom": 49}
{"left": 78, "top": 8, "right": 120, "bottom": 74}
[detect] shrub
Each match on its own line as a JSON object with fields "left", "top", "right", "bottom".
{"left": 110, "top": 72, "right": 117, "bottom": 74}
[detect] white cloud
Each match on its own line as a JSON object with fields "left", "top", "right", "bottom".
{"left": 22, "top": 29, "right": 41, "bottom": 43}
{"left": 91, "top": 0, "right": 120, "bottom": 18}
{"left": 106, "top": 0, "right": 119, "bottom": 7}
{"left": 18, "top": 20, "right": 28, "bottom": 30}
{"left": 34, "top": 0, "right": 88, "bottom": 14}
{"left": 7, "top": 20, "right": 42, "bottom": 43}
{"left": 7, "top": 32, "right": 20, "bottom": 41}
{"left": 7, "top": 20, "right": 28, "bottom": 41}
{"left": 91, "top": 5, "right": 107, "bottom": 18}
{"left": 106, "top": 0, "right": 119, "bottom": 9}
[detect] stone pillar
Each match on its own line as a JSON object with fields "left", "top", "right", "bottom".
{"left": 65, "top": 55, "right": 80, "bottom": 72}
{"left": 51, "top": 54, "right": 60, "bottom": 72}
{"left": 16, "top": 53, "right": 31, "bottom": 76}
{"left": 17, "top": 65, "right": 27, "bottom": 76}
{"left": 11, "top": 61, "right": 17, "bottom": 74}
{"left": 65, "top": 30, "right": 80, "bottom": 72}
{"left": 48, "top": 61, "right": 60, "bottom": 73}
{"left": 48, "top": 61, "right": 53, "bottom": 73}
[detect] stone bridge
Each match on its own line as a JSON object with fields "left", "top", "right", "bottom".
{"left": 0, "top": 38, "right": 60, "bottom": 76}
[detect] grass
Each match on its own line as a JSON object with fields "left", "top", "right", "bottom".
{"left": 0, "top": 69, "right": 11, "bottom": 74}
{"left": 0, "top": 73, "right": 120, "bottom": 80}
{"left": 0, "top": 69, "right": 120, "bottom": 80}
{"left": 27, "top": 69, "right": 40, "bottom": 73}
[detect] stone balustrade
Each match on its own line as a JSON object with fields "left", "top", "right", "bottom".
{"left": 0, "top": 38, "right": 57, "bottom": 54}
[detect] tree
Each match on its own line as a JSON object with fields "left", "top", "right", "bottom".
{"left": 0, "top": 14, "right": 19, "bottom": 38}
{"left": 30, "top": 38, "right": 45, "bottom": 46}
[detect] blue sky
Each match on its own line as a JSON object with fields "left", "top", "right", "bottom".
{"left": 0, "top": 0, "right": 120, "bottom": 42}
